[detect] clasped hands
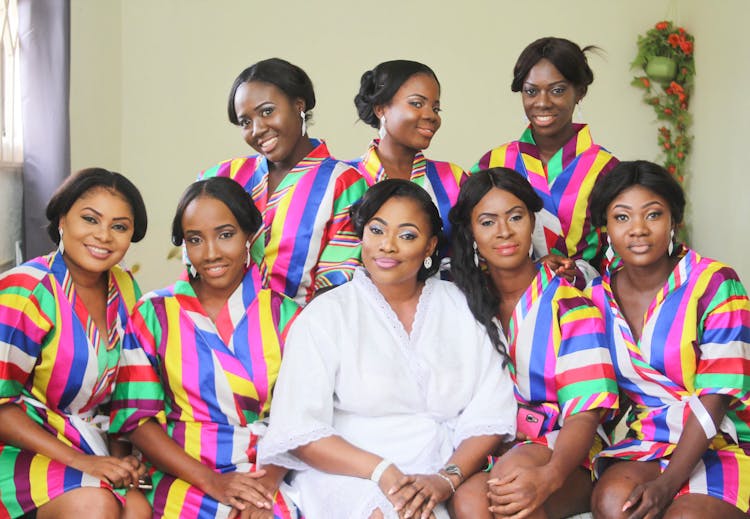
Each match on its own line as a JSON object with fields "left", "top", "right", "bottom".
{"left": 378, "top": 464, "right": 453, "bottom": 519}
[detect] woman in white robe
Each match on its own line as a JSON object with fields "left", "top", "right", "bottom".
{"left": 259, "top": 179, "right": 516, "bottom": 519}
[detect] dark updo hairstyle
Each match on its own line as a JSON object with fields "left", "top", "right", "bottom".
{"left": 511, "top": 37, "right": 599, "bottom": 96}
{"left": 350, "top": 179, "right": 443, "bottom": 280}
{"left": 449, "top": 168, "right": 543, "bottom": 363}
{"left": 171, "top": 177, "right": 263, "bottom": 246}
{"left": 46, "top": 167, "right": 148, "bottom": 245}
{"left": 354, "top": 60, "right": 440, "bottom": 128}
{"left": 227, "top": 57, "right": 316, "bottom": 125}
{"left": 590, "top": 160, "right": 685, "bottom": 228}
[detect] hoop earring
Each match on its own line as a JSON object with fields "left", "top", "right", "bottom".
{"left": 245, "top": 241, "right": 252, "bottom": 268}
{"left": 472, "top": 240, "right": 479, "bottom": 267}
{"left": 57, "top": 228, "right": 64, "bottom": 255}
{"left": 300, "top": 111, "right": 307, "bottom": 136}
{"left": 378, "top": 116, "right": 386, "bottom": 140}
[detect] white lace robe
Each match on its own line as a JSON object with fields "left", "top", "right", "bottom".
{"left": 259, "top": 269, "right": 516, "bottom": 518}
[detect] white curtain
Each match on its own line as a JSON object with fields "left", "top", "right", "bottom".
{"left": 18, "top": 0, "right": 70, "bottom": 259}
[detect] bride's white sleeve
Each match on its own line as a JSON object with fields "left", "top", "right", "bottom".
{"left": 258, "top": 304, "right": 340, "bottom": 470}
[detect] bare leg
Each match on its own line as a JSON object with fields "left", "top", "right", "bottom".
{"left": 122, "top": 488, "right": 152, "bottom": 519}
{"left": 664, "top": 494, "right": 747, "bottom": 519}
{"left": 451, "top": 471, "right": 492, "bottom": 519}
{"left": 37, "top": 487, "right": 121, "bottom": 519}
{"left": 590, "top": 460, "right": 661, "bottom": 519}
{"left": 489, "top": 443, "right": 592, "bottom": 519}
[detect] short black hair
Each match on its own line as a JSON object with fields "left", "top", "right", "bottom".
{"left": 46, "top": 167, "right": 148, "bottom": 244}
{"left": 511, "top": 37, "right": 599, "bottom": 96}
{"left": 171, "top": 177, "right": 263, "bottom": 246}
{"left": 590, "top": 160, "right": 686, "bottom": 227}
{"left": 354, "top": 60, "right": 439, "bottom": 128}
{"left": 350, "top": 179, "right": 443, "bottom": 280}
{"left": 227, "top": 58, "right": 316, "bottom": 125}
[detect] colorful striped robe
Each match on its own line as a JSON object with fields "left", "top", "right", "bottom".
{"left": 588, "top": 248, "right": 750, "bottom": 511}
{"left": 347, "top": 139, "right": 467, "bottom": 246}
{"left": 473, "top": 124, "right": 618, "bottom": 285}
{"left": 201, "top": 138, "right": 366, "bottom": 305}
{"left": 503, "top": 263, "right": 618, "bottom": 458}
{"left": 0, "top": 251, "right": 140, "bottom": 518}
{"left": 110, "top": 265, "right": 301, "bottom": 518}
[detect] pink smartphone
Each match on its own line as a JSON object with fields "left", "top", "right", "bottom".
{"left": 516, "top": 406, "right": 545, "bottom": 439}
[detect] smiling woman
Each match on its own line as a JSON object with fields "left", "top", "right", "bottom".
{"left": 258, "top": 180, "right": 516, "bottom": 519}
{"left": 110, "top": 177, "right": 302, "bottom": 518}
{"left": 201, "top": 58, "right": 367, "bottom": 306}
{"left": 473, "top": 37, "right": 619, "bottom": 288}
{"left": 349, "top": 60, "right": 468, "bottom": 261}
{"left": 0, "top": 168, "right": 151, "bottom": 519}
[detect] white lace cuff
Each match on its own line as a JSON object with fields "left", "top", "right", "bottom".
{"left": 453, "top": 422, "right": 516, "bottom": 449}
{"left": 257, "top": 426, "right": 338, "bottom": 470}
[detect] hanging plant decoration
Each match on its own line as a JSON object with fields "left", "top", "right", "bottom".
{"left": 631, "top": 21, "right": 695, "bottom": 185}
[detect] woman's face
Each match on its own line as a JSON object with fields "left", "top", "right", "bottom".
{"left": 377, "top": 73, "right": 441, "bottom": 152}
{"left": 233, "top": 80, "right": 306, "bottom": 164}
{"left": 606, "top": 185, "right": 674, "bottom": 269}
{"left": 182, "top": 195, "right": 250, "bottom": 295}
{"left": 470, "top": 187, "right": 534, "bottom": 272}
{"left": 521, "top": 58, "right": 582, "bottom": 141}
{"left": 361, "top": 196, "right": 437, "bottom": 289}
{"left": 58, "top": 187, "right": 135, "bottom": 277}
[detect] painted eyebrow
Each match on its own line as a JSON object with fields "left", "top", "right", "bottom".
{"left": 254, "top": 101, "right": 273, "bottom": 111}
{"left": 522, "top": 80, "right": 569, "bottom": 87}
{"left": 477, "top": 205, "right": 524, "bottom": 218}
{"left": 370, "top": 217, "right": 421, "bottom": 231}
{"left": 612, "top": 200, "right": 665, "bottom": 210}
{"left": 81, "top": 207, "right": 132, "bottom": 222}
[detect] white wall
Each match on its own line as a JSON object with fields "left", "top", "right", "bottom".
{"left": 70, "top": 0, "right": 749, "bottom": 291}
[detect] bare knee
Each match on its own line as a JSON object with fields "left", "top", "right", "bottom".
{"left": 122, "top": 489, "right": 152, "bottom": 519}
{"left": 38, "top": 488, "right": 121, "bottom": 519}
{"left": 663, "top": 494, "right": 747, "bottom": 519}
{"left": 451, "top": 473, "right": 492, "bottom": 519}
{"left": 591, "top": 477, "right": 632, "bottom": 519}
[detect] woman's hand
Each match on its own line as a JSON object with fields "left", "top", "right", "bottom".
{"left": 487, "top": 464, "right": 560, "bottom": 519}
{"left": 537, "top": 254, "right": 576, "bottom": 283}
{"left": 621, "top": 476, "right": 680, "bottom": 519}
{"left": 70, "top": 452, "right": 143, "bottom": 488}
{"left": 381, "top": 467, "right": 451, "bottom": 519}
{"left": 203, "top": 469, "right": 275, "bottom": 512}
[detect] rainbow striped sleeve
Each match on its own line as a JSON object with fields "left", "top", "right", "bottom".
{"left": 694, "top": 264, "right": 750, "bottom": 407}
{"left": 553, "top": 285, "right": 619, "bottom": 419}
{"left": 0, "top": 266, "right": 53, "bottom": 405}
{"left": 313, "top": 164, "right": 366, "bottom": 290}
{"left": 110, "top": 297, "right": 167, "bottom": 434}
{"left": 471, "top": 143, "right": 512, "bottom": 173}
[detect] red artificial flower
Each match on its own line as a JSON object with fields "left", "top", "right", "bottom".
{"left": 680, "top": 102, "right": 688, "bottom": 110}
{"left": 663, "top": 108, "right": 673, "bottom": 116}
{"left": 668, "top": 33, "right": 681, "bottom": 47}
{"left": 663, "top": 142, "right": 672, "bottom": 150}
{"left": 678, "top": 27, "right": 686, "bottom": 35}
{"left": 667, "top": 165, "right": 677, "bottom": 174}
{"left": 641, "top": 77, "right": 651, "bottom": 88}
{"left": 677, "top": 152, "right": 685, "bottom": 159}
{"left": 655, "top": 21, "right": 669, "bottom": 30}
{"left": 680, "top": 41, "right": 693, "bottom": 55}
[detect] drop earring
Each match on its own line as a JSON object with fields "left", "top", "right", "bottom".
{"left": 378, "top": 116, "right": 386, "bottom": 140}
{"left": 529, "top": 243, "right": 534, "bottom": 258}
{"left": 245, "top": 240, "right": 252, "bottom": 268}
{"left": 300, "top": 111, "right": 307, "bottom": 136}
{"left": 57, "top": 228, "right": 64, "bottom": 255}
{"left": 606, "top": 235, "right": 615, "bottom": 262}
{"left": 423, "top": 256, "right": 432, "bottom": 269}
{"left": 668, "top": 229, "right": 675, "bottom": 256}
{"left": 576, "top": 101, "right": 584, "bottom": 122}
{"left": 189, "top": 265, "right": 197, "bottom": 278}
{"left": 472, "top": 240, "right": 479, "bottom": 267}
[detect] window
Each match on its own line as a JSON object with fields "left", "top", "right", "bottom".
{"left": 0, "top": 0, "right": 21, "bottom": 164}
